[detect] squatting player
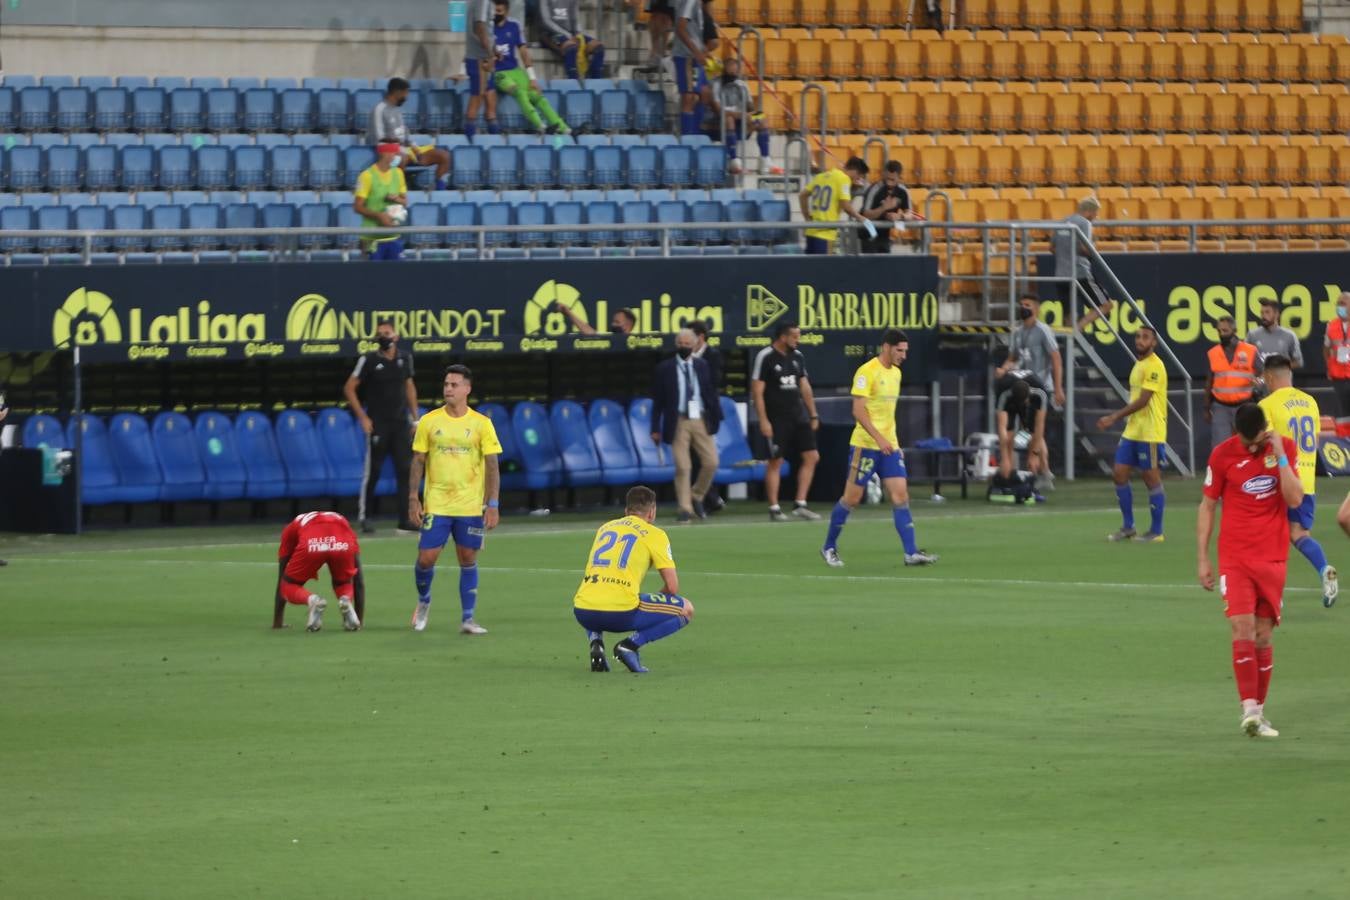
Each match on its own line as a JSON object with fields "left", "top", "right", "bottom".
{"left": 1197, "top": 402, "right": 1303, "bottom": 738}
{"left": 1259, "top": 354, "right": 1338, "bottom": 607}
{"left": 573, "top": 485, "right": 694, "bottom": 674}
{"left": 821, "top": 329, "right": 938, "bottom": 568}
{"left": 408, "top": 365, "right": 502, "bottom": 635}
{"left": 1097, "top": 325, "right": 1167, "bottom": 543}
{"left": 273, "top": 511, "right": 365, "bottom": 632}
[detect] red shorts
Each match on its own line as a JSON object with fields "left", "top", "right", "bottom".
{"left": 1219, "top": 558, "right": 1286, "bottom": 625}
{"left": 284, "top": 548, "right": 358, "bottom": 586}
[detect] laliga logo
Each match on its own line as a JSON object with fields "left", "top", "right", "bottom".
{"left": 53, "top": 288, "right": 123, "bottom": 348}
{"left": 287, "top": 294, "right": 339, "bottom": 340}
{"left": 525, "top": 280, "right": 587, "bottom": 335}
{"left": 746, "top": 285, "right": 789, "bottom": 332}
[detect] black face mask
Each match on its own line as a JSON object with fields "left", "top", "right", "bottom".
{"left": 1016, "top": 306, "right": 1034, "bottom": 320}
{"left": 722, "top": 74, "right": 737, "bottom": 85}
{"left": 676, "top": 346, "right": 693, "bottom": 360}
{"left": 377, "top": 336, "right": 395, "bottom": 350}
{"left": 1219, "top": 334, "right": 1235, "bottom": 347}
{"left": 394, "top": 96, "right": 407, "bottom": 107}
{"left": 494, "top": 14, "right": 506, "bottom": 24}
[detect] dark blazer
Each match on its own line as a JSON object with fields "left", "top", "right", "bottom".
{"left": 651, "top": 354, "right": 722, "bottom": 444}
{"left": 695, "top": 345, "right": 724, "bottom": 390}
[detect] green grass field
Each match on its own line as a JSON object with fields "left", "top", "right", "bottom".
{"left": 3, "top": 479, "right": 1349, "bottom": 899}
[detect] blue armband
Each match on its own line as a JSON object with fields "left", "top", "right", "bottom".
{"left": 487, "top": 499, "right": 499, "bottom": 509}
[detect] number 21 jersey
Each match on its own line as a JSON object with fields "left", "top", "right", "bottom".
{"left": 573, "top": 516, "right": 675, "bottom": 612}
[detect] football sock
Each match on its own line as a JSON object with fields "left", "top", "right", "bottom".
{"left": 464, "top": 121, "right": 477, "bottom": 139}
{"left": 725, "top": 135, "right": 738, "bottom": 161}
{"left": 435, "top": 177, "right": 448, "bottom": 191}
{"left": 795, "top": 500, "right": 809, "bottom": 508}
{"left": 563, "top": 45, "right": 580, "bottom": 80}
{"left": 756, "top": 130, "right": 771, "bottom": 157}
{"left": 1294, "top": 535, "right": 1329, "bottom": 575}
{"left": 893, "top": 504, "right": 918, "bottom": 556}
{"left": 1232, "top": 639, "right": 1258, "bottom": 702}
{"left": 769, "top": 504, "right": 781, "bottom": 512}
{"left": 414, "top": 563, "right": 434, "bottom": 603}
{"left": 824, "top": 502, "right": 852, "bottom": 549}
{"left": 1256, "top": 645, "right": 1273, "bottom": 704}
{"left": 589, "top": 45, "right": 606, "bottom": 76}
{"left": 1115, "top": 484, "right": 1134, "bottom": 530}
{"left": 680, "top": 111, "right": 699, "bottom": 135}
{"left": 587, "top": 630, "right": 603, "bottom": 643}
{"left": 459, "top": 565, "right": 479, "bottom": 622}
{"left": 1147, "top": 485, "right": 1165, "bottom": 534}
{"left": 487, "top": 118, "right": 501, "bottom": 135}
{"left": 631, "top": 614, "right": 688, "bottom": 647}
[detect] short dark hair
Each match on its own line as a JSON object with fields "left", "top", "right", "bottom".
{"left": 625, "top": 485, "right": 657, "bottom": 513}
{"left": 774, "top": 320, "right": 800, "bottom": 339}
{"left": 844, "top": 156, "right": 869, "bottom": 176}
{"left": 614, "top": 308, "right": 637, "bottom": 326}
{"left": 1020, "top": 295, "right": 1039, "bottom": 306}
{"left": 1260, "top": 298, "right": 1280, "bottom": 311}
{"left": 1217, "top": 314, "right": 1235, "bottom": 326}
{"left": 1137, "top": 324, "right": 1156, "bottom": 336}
{"left": 1235, "top": 402, "right": 1267, "bottom": 440}
{"left": 444, "top": 364, "right": 472, "bottom": 383}
{"left": 881, "top": 328, "right": 909, "bottom": 346}
{"left": 386, "top": 77, "right": 410, "bottom": 95}
{"left": 1010, "top": 378, "right": 1030, "bottom": 405}
{"left": 1264, "top": 353, "right": 1292, "bottom": 373}
{"left": 689, "top": 319, "right": 709, "bottom": 338}
{"left": 884, "top": 160, "right": 903, "bottom": 175}
{"left": 376, "top": 317, "right": 395, "bottom": 329}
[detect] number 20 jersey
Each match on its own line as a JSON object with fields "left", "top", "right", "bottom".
{"left": 573, "top": 516, "right": 676, "bottom": 612}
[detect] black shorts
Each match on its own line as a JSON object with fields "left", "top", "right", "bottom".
{"left": 769, "top": 417, "right": 817, "bottom": 459}
{"left": 647, "top": 1, "right": 674, "bottom": 15}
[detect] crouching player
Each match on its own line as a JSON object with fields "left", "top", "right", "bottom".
{"left": 572, "top": 485, "right": 694, "bottom": 674}
{"left": 273, "top": 511, "right": 365, "bottom": 632}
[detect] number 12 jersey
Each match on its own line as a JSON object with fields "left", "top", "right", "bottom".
{"left": 573, "top": 516, "right": 675, "bottom": 612}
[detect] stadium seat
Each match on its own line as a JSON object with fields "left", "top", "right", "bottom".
{"left": 509, "top": 401, "right": 566, "bottom": 489}
{"left": 272, "top": 410, "right": 331, "bottom": 497}
{"left": 66, "top": 416, "right": 128, "bottom": 505}
{"left": 626, "top": 398, "right": 675, "bottom": 483}
{"left": 627, "top": 145, "right": 659, "bottom": 189}
{"left": 45, "top": 146, "right": 81, "bottom": 190}
{"left": 157, "top": 145, "right": 195, "bottom": 190}
{"left": 313, "top": 408, "right": 365, "bottom": 498}
{"left": 548, "top": 400, "right": 604, "bottom": 487}
{"left": 22, "top": 413, "right": 65, "bottom": 450}
{"left": 148, "top": 204, "right": 186, "bottom": 251}
{"left": 189, "top": 412, "right": 249, "bottom": 501}
{"left": 168, "top": 87, "right": 205, "bottom": 131}
{"left": 6, "top": 146, "right": 43, "bottom": 191}
{"left": 450, "top": 145, "right": 485, "bottom": 189}
{"left": 150, "top": 412, "right": 207, "bottom": 502}
{"left": 92, "top": 87, "right": 129, "bottom": 130}
{"left": 242, "top": 88, "right": 278, "bottom": 132}
{"left": 233, "top": 146, "right": 268, "bottom": 191}
{"left": 712, "top": 396, "right": 772, "bottom": 484}
{"left": 131, "top": 87, "right": 166, "bottom": 131}
{"left": 659, "top": 145, "right": 694, "bottom": 189}
{"left": 587, "top": 399, "right": 643, "bottom": 486}
{"left": 486, "top": 145, "right": 521, "bottom": 186}
{"left": 120, "top": 145, "right": 155, "bottom": 190}
{"left": 107, "top": 414, "right": 167, "bottom": 502}
{"left": 473, "top": 402, "right": 529, "bottom": 492}
{"left": 269, "top": 145, "right": 305, "bottom": 190}
{"left": 233, "top": 412, "right": 290, "bottom": 500}
{"left": 279, "top": 89, "right": 315, "bottom": 131}
{"left": 19, "top": 86, "right": 54, "bottom": 130}
{"left": 55, "top": 87, "right": 91, "bottom": 130}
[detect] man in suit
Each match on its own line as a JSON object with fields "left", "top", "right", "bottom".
{"left": 689, "top": 318, "right": 723, "bottom": 390}
{"left": 651, "top": 328, "right": 722, "bottom": 524}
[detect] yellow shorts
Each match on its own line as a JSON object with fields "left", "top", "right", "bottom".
{"left": 406, "top": 144, "right": 436, "bottom": 161}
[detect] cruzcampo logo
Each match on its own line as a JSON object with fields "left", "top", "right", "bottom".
{"left": 53, "top": 288, "right": 123, "bottom": 349}
{"left": 746, "top": 284, "right": 788, "bottom": 332}
{"left": 287, "top": 293, "right": 339, "bottom": 340}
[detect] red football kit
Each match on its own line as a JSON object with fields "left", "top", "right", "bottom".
{"left": 277, "top": 511, "right": 360, "bottom": 605}
{"left": 1203, "top": 434, "right": 1297, "bottom": 625}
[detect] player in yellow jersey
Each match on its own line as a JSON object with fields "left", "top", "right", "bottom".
{"left": 1260, "top": 354, "right": 1338, "bottom": 607}
{"left": 820, "top": 329, "right": 938, "bottom": 568}
{"left": 799, "top": 156, "right": 871, "bottom": 255}
{"left": 573, "top": 486, "right": 694, "bottom": 673}
{"left": 1097, "top": 325, "right": 1168, "bottom": 543}
{"left": 408, "top": 365, "right": 503, "bottom": 634}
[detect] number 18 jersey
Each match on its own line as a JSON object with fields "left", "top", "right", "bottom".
{"left": 573, "top": 516, "right": 675, "bottom": 612}
{"left": 1260, "top": 386, "right": 1319, "bottom": 495}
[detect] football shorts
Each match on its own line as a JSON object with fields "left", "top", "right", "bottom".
{"left": 848, "top": 445, "right": 907, "bottom": 486}
{"left": 1114, "top": 438, "right": 1163, "bottom": 471}
{"left": 1287, "top": 494, "right": 1315, "bottom": 530}
{"left": 573, "top": 593, "right": 690, "bottom": 632}
{"left": 1219, "top": 558, "right": 1287, "bottom": 625}
{"left": 673, "top": 56, "right": 706, "bottom": 96}
{"left": 769, "top": 417, "right": 817, "bottom": 459}
{"left": 284, "top": 548, "right": 358, "bottom": 585}
{"left": 419, "top": 514, "right": 485, "bottom": 551}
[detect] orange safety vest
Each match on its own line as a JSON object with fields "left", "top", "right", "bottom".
{"left": 1207, "top": 341, "right": 1258, "bottom": 404}
{"left": 1327, "top": 319, "right": 1350, "bottom": 380}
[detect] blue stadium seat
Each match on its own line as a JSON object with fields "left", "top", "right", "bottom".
{"left": 217, "top": 133, "right": 252, "bottom": 150}
{"left": 0, "top": 87, "right": 16, "bottom": 130}
{"left": 283, "top": 189, "right": 318, "bottom": 206}
{"left": 131, "top": 87, "right": 166, "bottom": 131}
{"left": 191, "top": 411, "right": 248, "bottom": 500}
{"left": 583, "top": 200, "right": 618, "bottom": 245}
{"left": 36, "top": 205, "right": 74, "bottom": 253}
{"left": 83, "top": 145, "right": 119, "bottom": 191}
{"left": 521, "top": 144, "right": 555, "bottom": 189}
{"left": 480, "top": 201, "right": 513, "bottom": 247}
{"left": 55, "top": 87, "right": 91, "bottom": 130}
{"left": 221, "top": 77, "right": 258, "bottom": 91}
{"left": 158, "top": 145, "right": 195, "bottom": 190}
{"left": 351, "top": 88, "right": 383, "bottom": 134}
{"left": 450, "top": 145, "right": 485, "bottom": 189}
{"left": 562, "top": 90, "right": 596, "bottom": 132}
{"left": 314, "top": 408, "right": 365, "bottom": 498}
{"left": 5, "top": 146, "right": 42, "bottom": 191}
{"left": 338, "top": 78, "right": 372, "bottom": 92}
{"left": 486, "top": 145, "right": 521, "bottom": 185}
{"left": 408, "top": 201, "right": 442, "bottom": 250}
{"left": 334, "top": 205, "right": 362, "bottom": 254}
{"left": 205, "top": 88, "right": 240, "bottom": 131}
{"left": 425, "top": 89, "right": 460, "bottom": 132}
{"left": 110, "top": 205, "right": 148, "bottom": 252}
{"left": 19, "top": 86, "right": 54, "bottom": 129}
{"left": 696, "top": 145, "right": 728, "bottom": 187}
{"left": 149, "top": 204, "right": 186, "bottom": 251}
{"left": 2, "top": 75, "right": 37, "bottom": 89}
{"left": 107, "top": 413, "right": 166, "bottom": 502}
{"left": 588, "top": 399, "right": 642, "bottom": 485}
{"left": 31, "top": 133, "right": 64, "bottom": 151}
{"left": 273, "top": 410, "right": 331, "bottom": 497}
{"left": 23, "top": 413, "right": 65, "bottom": 449}
{"left": 620, "top": 200, "right": 654, "bottom": 244}
{"left": 74, "top": 205, "right": 112, "bottom": 251}
{"left": 690, "top": 199, "right": 725, "bottom": 243}
{"left": 65, "top": 132, "right": 99, "bottom": 151}
{"left": 67, "top": 416, "right": 128, "bottom": 505}
{"left": 151, "top": 412, "right": 206, "bottom": 501}
{"left": 39, "top": 75, "right": 74, "bottom": 89}
{"left": 551, "top": 200, "right": 584, "bottom": 245}
{"left": 549, "top": 400, "right": 603, "bottom": 487}
{"left": 190, "top": 77, "right": 223, "bottom": 90}
{"left": 536, "top": 189, "right": 569, "bottom": 204}
{"left": 759, "top": 199, "right": 791, "bottom": 244}
{"left": 326, "top": 133, "right": 359, "bottom": 147}
{"left": 186, "top": 202, "right": 223, "bottom": 251}
{"left": 169, "top": 87, "right": 205, "bottom": 131}
{"left": 626, "top": 398, "right": 675, "bottom": 483}
{"left": 46, "top": 146, "right": 81, "bottom": 190}
{"left": 582, "top": 145, "right": 623, "bottom": 189}
{"left": 142, "top": 132, "right": 176, "bottom": 150}
{"left": 510, "top": 401, "right": 566, "bottom": 489}
{"left": 233, "top": 411, "right": 289, "bottom": 499}
{"left": 120, "top": 145, "right": 155, "bottom": 190}
{"left": 632, "top": 89, "right": 664, "bottom": 132}
{"left": 516, "top": 201, "right": 549, "bottom": 246}
{"left": 116, "top": 76, "right": 150, "bottom": 90}
{"left": 342, "top": 146, "right": 375, "bottom": 181}
{"left": 316, "top": 89, "right": 351, "bottom": 132}
{"left": 444, "top": 202, "right": 477, "bottom": 248}
{"left": 626, "top": 145, "right": 658, "bottom": 188}
{"left": 269, "top": 145, "right": 305, "bottom": 189}
{"left": 255, "top": 133, "right": 288, "bottom": 151}
{"left": 265, "top": 77, "right": 299, "bottom": 92}
{"left": 660, "top": 145, "right": 695, "bottom": 188}
{"left": 725, "top": 198, "right": 759, "bottom": 243}
{"left": 713, "top": 395, "right": 771, "bottom": 484}
{"left": 545, "top": 144, "right": 588, "bottom": 190}
{"left": 78, "top": 76, "right": 113, "bottom": 90}
{"left": 223, "top": 202, "right": 260, "bottom": 250}
{"left": 598, "top": 90, "right": 632, "bottom": 131}
{"left": 473, "top": 403, "right": 528, "bottom": 491}
{"left": 279, "top": 89, "right": 314, "bottom": 131}
{"left": 156, "top": 77, "right": 188, "bottom": 91}
{"left": 302, "top": 77, "right": 336, "bottom": 91}
{"left": 241, "top": 88, "right": 277, "bottom": 132}
{"left": 172, "top": 189, "right": 207, "bottom": 205}
{"left": 297, "top": 202, "right": 332, "bottom": 250}
{"left": 292, "top": 133, "right": 324, "bottom": 150}
{"left": 233, "top": 145, "right": 267, "bottom": 190}
{"left": 680, "top": 134, "right": 712, "bottom": 147}
{"left": 196, "top": 145, "right": 231, "bottom": 189}
{"left": 261, "top": 202, "right": 296, "bottom": 249}
{"left": 495, "top": 93, "right": 526, "bottom": 132}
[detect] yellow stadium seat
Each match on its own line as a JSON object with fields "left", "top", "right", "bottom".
{"left": 989, "top": 40, "right": 1021, "bottom": 80}
{"left": 894, "top": 40, "right": 923, "bottom": 79}
{"left": 1015, "top": 197, "right": 1047, "bottom": 223}
{"left": 1049, "top": 94, "right": 1084, "bottom": 132}
{"left": 1212, "top": 1, "right": 1241, "bottom": 30}
{"left": 862, "top": 0, "right": 900, "bottom": 27}
{"left": 890, "top": 145, "right": 921, "bottom": 181}
{"left": 925, "top": 40, "right": 957, "bottom": 80}
{"left": 1303, "top": 44, "right": 1334, "bottom": 83}
{"left": 1084, "top": 43, "right": 1118, "bottom": 81}
{"left": 1337, "top": 146, "right": 1350, "bottom": 182}
{"left": 764, "top": 79, "right": 803, "bottom": 130}
{"left": 1106, "top": 197, "right": 1144, "bottom": 239}
{"left": 1052, "top": 41, "right": 1086, "bottom": 81}
{"left": 1240, "top": 43, "right": 1273, "bottom": 82}
{"left": 887, "top": 91, "right": 919, "bottom": 132}
{"left": 1176, "top": 95, "right": 1207, "bottom": 132}
{"left": 1116, "top": 43, "right": 1148, "bottom": 81}
{"left": 951, "top": 93, "right": 985, "bottom": 131}
{"left": 833, "top": 0, "right": 863, "bottom": 27}
{"left": 724, "top": 0, "right": 757, "bottom": 23}
{"left": 985, "top": 94, "right": 1016, "bottom": 131}
{"left": 950, "top": 147, "right": 982, "bottom": 185}
{"left": 1302, "top": 198, "right": 1335, "bottom": 237}
{"left": 765, "top": 2, "right": 796, "bottom": 24}
{"left": 1020, "top": 41, "right": 1054, "bottom": 80}
{"left": 939, "top": 79, "right": 973, "bottom": 96}
{"left": 1081, "top": 146, "right": 1111, "bottom": 184}
{"left": 1048, "top": 146, "right": 1080, "bottom": 184}
{"left": 1240, "top": 94, "right": 1272, "bottom": 133}
{"left": 1021, "top": 0, "right": 1054, "bottom": 28}
{"left": 1272, "top": 95, "right": 1301, "bottom": 132}
{"left": 1084, "top": 0, "right": 1118, "bottom": 29}
{"left": 1271, "top": 145, "right": 1302, "bottom": 183}
{"left": 1112, "top": 145, "right": 1146, "bottom": 185}
{"left": 826, "top": 92, "right": 854, "bottom": 132}
{"left": 956, "top": 41, "right": 988, "bottom": 79}
{"left": 794, "top": 39, "right": 827, "bottom": 79}
{"left": 1303, "top": 145, "right": 1334, "bottom": 184}
{"left": 1272, "top": 44, "right": 1302, "bottom": 82}
{"left": 1116, "top": 0, "right": 1149, "bottom": 28}
{"left": 1179, "top": 44, "right": 1211, "bottom": 81}
{"left": 920, "top": 94, "right": 953, "bottom": 132}
{"left": 1145, "top": 94, "right": 1178, "bottom": 132}
{"left": 859, "top": 40, "right": 893, "bottom": 79}
{"left": 1055, "top": 0, "right": 1087, "bottom": 29}
{"left": 1179, "top": 0, "right": 1211, "bottom": 31}
{"left": 1018, "top": 146, "right": 1050, "bottom": 185}
{"left": 1148, "top": 42, "right": 1180, "bottom": 82}
{"left": 935, "top": 133, "right": 970, "bottom": 150}
{"left": 762, "top": 38, "right": 793, "bottom": 78}
{"left": 1017, "top": 93, "right": 1050, "bottom": 133}
{"left": 1044, "top": 196, "right": 1076, "bottom": 221}
{"left": 919, "top": 147, "right": 952, "bottom": 186}
{"left": 985, "top": 146, "right": 1016, "bottom": 184}
{"left": 824, "top": 39, "right": 858, "bottom": 79}
{"left": 1192, "top": 184, "right": 1225, "bottom": 202}
{"left": 1149, "top": 0, "right": 1182, "bottom": 29}
{"left": 1207, "top": 93, "right": 1239, "bottom": 133}
{"left": 1176, "top": 145, "right": 1206, "bottom": 182}
{"left": 854, "top": 93, "right": 887, "bottom": 131}
{"left": 1240, "top": 0, "right": 1275, "bottom": 30}
{"left": 1302, "top": 95, "right": 1333, "bottom": 134}
{"left": 1208, "top": 145, "right": 1240, "bottom": 183}
{"left": 1273, "top": 0, "right": 1301, "bottom": 31}
{"left": 1332, "top": 44, "right": 1350, "bottom": 84}
{"left": 1144, "top": 145, "right": 1177, "bottom": 184}
{"left": 1209, "top": 44, "right": 1241, "bottom": 82}
{"left": 960, "top": 0, "right": 997, "bottom": 27}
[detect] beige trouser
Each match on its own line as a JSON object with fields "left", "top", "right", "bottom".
{"left": 673, "top": 416, "right": 719, "bottom": 514}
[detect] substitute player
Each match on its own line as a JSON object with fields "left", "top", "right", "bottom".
{"left": 492, "top": 1, "right": 571, "bottom": 139}
{"left": 408, "top": 365, "right": 502, "bottom": 635}
{"left": 352, "top": 143, "right": 408, "bottom": 261}
{"left": 273, "top": 511, "right": 364, "bottom": 632}
{"left": 821, "top": 329, "right": 938, "bottom": 568}
{"left": 1260, "top": 354, "right": 1338, "bottom": 607}
{"left": 1097, "top": 325, "right": 1167, "bottom": 543}
{"left": 573, "top": 485, "right": 694, "bottom": 674}
{"left": 800, "top": 157, "right": 871, "bottom": 255}
{"left": 994, "top": 373, "right": 1048, "bottom": 495}
{"left": 1197, "top": 402, "right": 1303, "bottom": 738}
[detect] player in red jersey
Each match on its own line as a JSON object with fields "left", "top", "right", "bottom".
{"left": 273, "top": 511, "right": 365, "bottom": 632}
{"left": 1197, "top": 402, "right": 1303, "bottom": 738}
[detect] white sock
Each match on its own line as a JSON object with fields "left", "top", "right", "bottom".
{"left": 1242, "top": 699, "right": 1260, "bottom": 716}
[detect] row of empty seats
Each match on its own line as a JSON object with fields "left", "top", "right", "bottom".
{"left": 0, "top": 142, "right": 741, "bottom": 193}
{"left": 724, "top": 28, "right": 1348, "bottom": 82}
{"left": 0, "top": 81, "right": 663, "bottom": 135}
{"left": 21, "top": 399, "right": 769, "bottom": 505}
{"left": 3, "top": 131, "right": 718, "bottom": 150}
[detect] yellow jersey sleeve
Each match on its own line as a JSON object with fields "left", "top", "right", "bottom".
{"left": 1123, "top": 355, "right": 1168, "bottom": 443}
{"left": 393, "top": 167, "right": 407, "bottom": 195}
{"left": 645, "top": 525, "right": 675, "bottom": 570}
{"left": 479, "top": 415, "right": 504, "bottom": 456}
{"left": 412, "top": 413, "right": 431, "bottom": 453}
{"left": 849, "top": 359, "right": 876, "bottom": 399}
{"left": 354, "top": 168, "right": 373, "bottom": 200}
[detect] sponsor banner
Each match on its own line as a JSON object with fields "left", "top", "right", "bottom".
{"left": 1036, "top": 252, "right": 1348, "bottom": 377}
{"left": 1, "top": 257, "right": 941, "bottom": 379}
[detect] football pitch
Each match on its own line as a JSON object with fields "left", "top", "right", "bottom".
{"left": 3, "top": 479, "right": 1349, "bottom": 899}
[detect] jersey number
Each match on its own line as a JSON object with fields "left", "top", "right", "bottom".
{"left": 591, "top": 530, "right": 638, "bottom": 569}
{"left": 1288, "top": 415, "right": 1317, "bottom": 454}
{"left": 808, "top": 184, "right": 834, "bottom": 214}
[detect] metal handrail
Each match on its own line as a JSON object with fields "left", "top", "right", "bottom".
{"left": 734, "top": 25, "right": 766, "bottom": 112}
{"left": 798, "top": 83, "right": 828, "bottom": 170}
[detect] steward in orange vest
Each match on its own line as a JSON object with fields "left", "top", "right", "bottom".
{"left": 1205, "top": 317, "right": 1259, "bottom": 448}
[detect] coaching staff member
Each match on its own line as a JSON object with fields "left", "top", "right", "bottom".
{"left": 857, "top": 160, "right": 912, "bottom": 254}
{"left": 343, "top": 318, "right": 419, "bottom": 534}
{"left": 652, "top": 328, "right": 721, "bottom": 524}
{"left": 751, "top": 321, "right": 822, "bottom": 522}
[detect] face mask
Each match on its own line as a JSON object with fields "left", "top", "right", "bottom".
{"left": 676, "top": 346, "right": 693, "bottom": 360}
{"left": 1219, "top": 334, "right": 1234, "bottom": 346}
{"left": 1016, "top": 306, "right": 1033, "bottom": 320}
{"left": 394, "top": 96, "right": 406, "bottom": 107}
{"left": 377, "top": 336, "right": 395, "bottom": 349}
{"left": 1339, "top": 307, "right": 1349, "bottom": 320}
{"left": 494, "top": 14, "right": 505, "bottom": 24}
{"left": 722, "top": 74, "right": 737, "bottom": 85}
